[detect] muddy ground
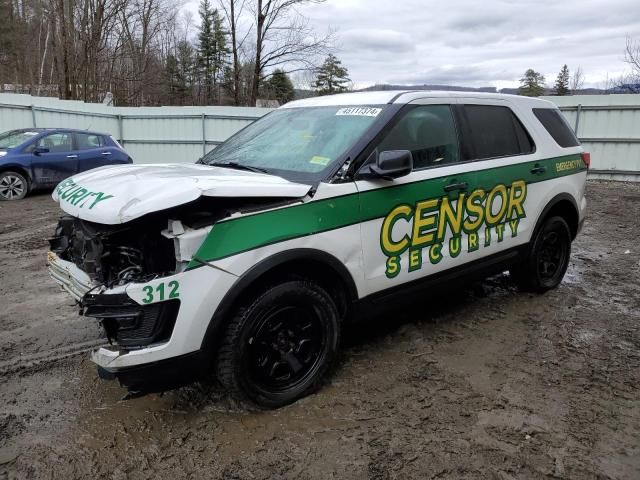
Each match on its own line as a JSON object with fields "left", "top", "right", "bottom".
{"left": 0, "top": 181, "right": 639, "bottom": 479}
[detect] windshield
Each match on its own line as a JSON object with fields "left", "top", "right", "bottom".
{"left": 201, "top": 106, "right": 385, "bottom": 182}
{"left": 0, "top": 130, "right": 40, "bottom": 149}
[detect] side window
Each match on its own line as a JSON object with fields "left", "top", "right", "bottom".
{"left": 463, "top": 105, "right": 534, "bottom": 159}
{"left": 532, "top": 108, "right": 580, "bottom": 147}
{"left": 377, "top": 105, "right": 459, "bottom": 170}
{"left": 75, "top": 133, "right": 104, "bottom": 150}
{"left": 36, "top": 133, "right": 74, "bottom": 153}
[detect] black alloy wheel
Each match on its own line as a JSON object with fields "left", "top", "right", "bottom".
{"left": 245, "top": 304, "right": 326, "bottom": 393}
{"left": 511, "top": 215, "right": 572, "bottom": 292}
{"left": 217, "top": 279, "right": 340, "bottom": 409}
{"left": 537, "top": 229, "right": 568, "bottom": 283}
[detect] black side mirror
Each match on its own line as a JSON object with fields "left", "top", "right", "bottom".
{"left": 33, "top": 146, "right": 50, "bottom": 155}
{"left": 361, "top": 150, "right": 413, "bottom": 180}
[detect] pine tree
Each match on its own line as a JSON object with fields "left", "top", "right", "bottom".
{"left": 197, "top": 0, "right": 229, "bottom": 104}
{"left": 313, "top": 54, "right": 351, "bottom": 96}
{"left": 267, "top": 69, "right": 295, "bottom": 105}
{"left": 554, "top": 64, "right": 570, "bottom": 96}
{"left": 165, "top": 54, "right": 181, "bottom": 104}
{"left": 519, "top": 69, "right": 546, "bottom": 97}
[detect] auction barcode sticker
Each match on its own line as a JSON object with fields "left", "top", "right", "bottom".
{"left": 336, "top": 107, "right": 382, "bottom": 117}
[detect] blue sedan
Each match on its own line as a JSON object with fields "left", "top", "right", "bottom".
{"left": 0, "top": 128, "right": 132, "bottom": 200}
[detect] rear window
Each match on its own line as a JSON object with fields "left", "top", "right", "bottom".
{"left": 75, "top": 133, "right": 104, "bottom": 150}
{"left": 532, "top": 108, "right": 580, "bottom": 148}
{"left": 464, "top": 105, "right": 534, "bottom": 160}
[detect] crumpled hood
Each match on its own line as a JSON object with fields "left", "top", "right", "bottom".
{"left": 52, "top": 163, "right": 312, "bottom": 224}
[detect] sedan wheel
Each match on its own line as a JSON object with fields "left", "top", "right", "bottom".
{"left": 0, "top": 171, "right": 28, "bottom": 201}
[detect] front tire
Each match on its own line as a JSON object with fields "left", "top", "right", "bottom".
{"left": 216, "top": 279, "right": 340, "bottom": 409}
{"left": 0, "top": 171, "right": 29, "bottom": 201}
{"left": 511, "top": 216, "right": 572, "bottom": 292}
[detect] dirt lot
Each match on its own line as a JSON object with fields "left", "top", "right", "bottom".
{"left": 1, "top": 181, "right": 639, "bottom": 479}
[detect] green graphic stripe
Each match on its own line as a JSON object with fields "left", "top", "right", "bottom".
{"left": 188, "top": 154, "right": 583, "bottom": 268}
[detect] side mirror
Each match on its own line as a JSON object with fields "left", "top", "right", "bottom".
{"left": 362, "top": 150, "right": 413, "bottom": 180}
{"left": 33, "top": 146, "right": 50, "bottom": 155}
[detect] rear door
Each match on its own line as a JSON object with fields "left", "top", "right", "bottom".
{"left": 456, "top": 99, "right": 538, "bottom": 257}
{"left": 30, "top": 132, "right": 77, "bottom": 184}
{"left": 74, "top": 133, "right": 112, "bottom": 172}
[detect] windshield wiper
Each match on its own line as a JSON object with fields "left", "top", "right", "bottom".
{"left": 210, "top": 161, "right": 270, "bottom": 174}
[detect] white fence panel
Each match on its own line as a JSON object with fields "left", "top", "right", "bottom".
{"left": 543, "top": 94, "right": 640, "bottom": 181}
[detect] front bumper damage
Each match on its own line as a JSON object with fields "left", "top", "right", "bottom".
{"left": 47, "top": 251, "right": 95, "bottom": 301}
{"left": 47, "top": 253, "right": 180, "bottom": 348}
{"left": 83, "top": 293, "right": 180, "bottom": 347}
{"left": 47, "top": 250, "right": 239, "bottom": 393}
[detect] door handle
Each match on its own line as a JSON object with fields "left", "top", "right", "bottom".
{"left": 66, "top": 155, "right": 78, "bottom": 159}
{"left": 530, "top": 164, "right": 547, "bottom": 174}
{"left": 444, "top": 181, "right": 468, "bottom": 192}
{"left": 101, "top": 151, "right": 112, "bottom": 155}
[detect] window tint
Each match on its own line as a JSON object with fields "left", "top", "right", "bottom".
{"left": 464, "top": 105, "right": 534, "bottom": 159}
{"left": 532, "top": 108, "right": 580, "bottom": 147}
{"left": 377, "top": 105, "right": 459, "bottom": 169}
{"left": 75, "top": 133, "right": 104, "bottom": 150}
{"left": 36, "top": 133, "right": 73, "bottom": 153}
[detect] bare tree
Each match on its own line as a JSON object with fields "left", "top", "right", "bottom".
{"left": 247, "top": 0, "right": 331, "bottom": 106}
{"left": 218, "top": 0, "right": 249, "bottom": 106}
{"left": 619, "top": 36, "right": 640, "bottom": 92}
{"left": 569, "top": 65, "right": 584, "bottom": 93}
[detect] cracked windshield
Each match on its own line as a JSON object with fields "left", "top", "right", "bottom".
{"left": 202, "top": 106, "right": 384, "bottom": 178}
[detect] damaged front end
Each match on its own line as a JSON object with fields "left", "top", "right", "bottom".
{"left": 48, "top": 213, "right": 183, "bottom": 348}
{"left": 46, "top": 163, "right": 313, "bottom": 393}
{"left": 47, "top": 197, "right": 294, "bottom": 350}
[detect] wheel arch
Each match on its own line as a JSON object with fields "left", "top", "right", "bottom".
{"left": 200, "top": 248, "right": 359, "bottom": 354}
{"left": 0, "top": 164, "right": 33, "bottom": 184}
{"left": 534, "top": 193, "right": 580, "bottom": 240}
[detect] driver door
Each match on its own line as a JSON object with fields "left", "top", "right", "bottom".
{"left": 355, "top": 100, "right": 478, "bottom": 296}
{"left": 30, "top": 132, "right": 78, "bottom": 185}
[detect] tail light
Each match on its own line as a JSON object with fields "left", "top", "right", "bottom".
{"left": 581, "top": 152, "right": 591, "bottom": 170}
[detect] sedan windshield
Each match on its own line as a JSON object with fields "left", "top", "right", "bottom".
{"left": 0, "top": 130, "right": 40, "bottom": 149}
{"left": 201, "top": 106, "right": 385, "bottom": 182}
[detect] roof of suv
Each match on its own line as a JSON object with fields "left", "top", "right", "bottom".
{"left": 282, "top": 90, "right": 557, "bottom": 109}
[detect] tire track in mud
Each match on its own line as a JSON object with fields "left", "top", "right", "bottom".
{"left": 0, "top": 339, "right": 105, "bottom": 376}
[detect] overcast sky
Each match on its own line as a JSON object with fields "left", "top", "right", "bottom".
{"left": 187, "top": 0, "right": 640, "bottom": 89}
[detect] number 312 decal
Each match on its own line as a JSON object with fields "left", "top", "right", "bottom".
{"left": 142, "top": 280, "right": 180, "bottom": 304}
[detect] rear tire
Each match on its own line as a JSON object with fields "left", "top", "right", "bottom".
{"left": 0, "top": 171, "right": 29, "bottom": 201}
{"left": 216, "top": 279, "right": 340, "bottom": 409}
{"left": 511, "top": 215, "right": 571, "bottom": 292}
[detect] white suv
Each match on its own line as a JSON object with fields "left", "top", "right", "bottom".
{"left": 48, "top": 91, "right": 588, "bottom": 408}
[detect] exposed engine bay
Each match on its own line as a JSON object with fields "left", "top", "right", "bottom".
{"left": 48, "top": 196, "right": 295, "bottom": 288}
{"left": 49, "top": 215, "right": 175, "bottom": 286}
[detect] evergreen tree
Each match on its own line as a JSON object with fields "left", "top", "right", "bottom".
{"left": 197, "top": 0, "right": 230, "bottom": 104}
{"left": 313, "top": 54, "right": 351, "bottom": 95}
{"left": 554, "top": 64, "right": 570, "bottom": 95}
{"left": 519, "top": 69, "right": 546, "bottom": 97}
{"left": 166, "top": 40, "right": 196, "bottom": 105}
{"left": 165, "top": 54, "right": 181, "bottom": 104}
{"left": 267, "top": 69, "right": 295, "bottom": 104}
